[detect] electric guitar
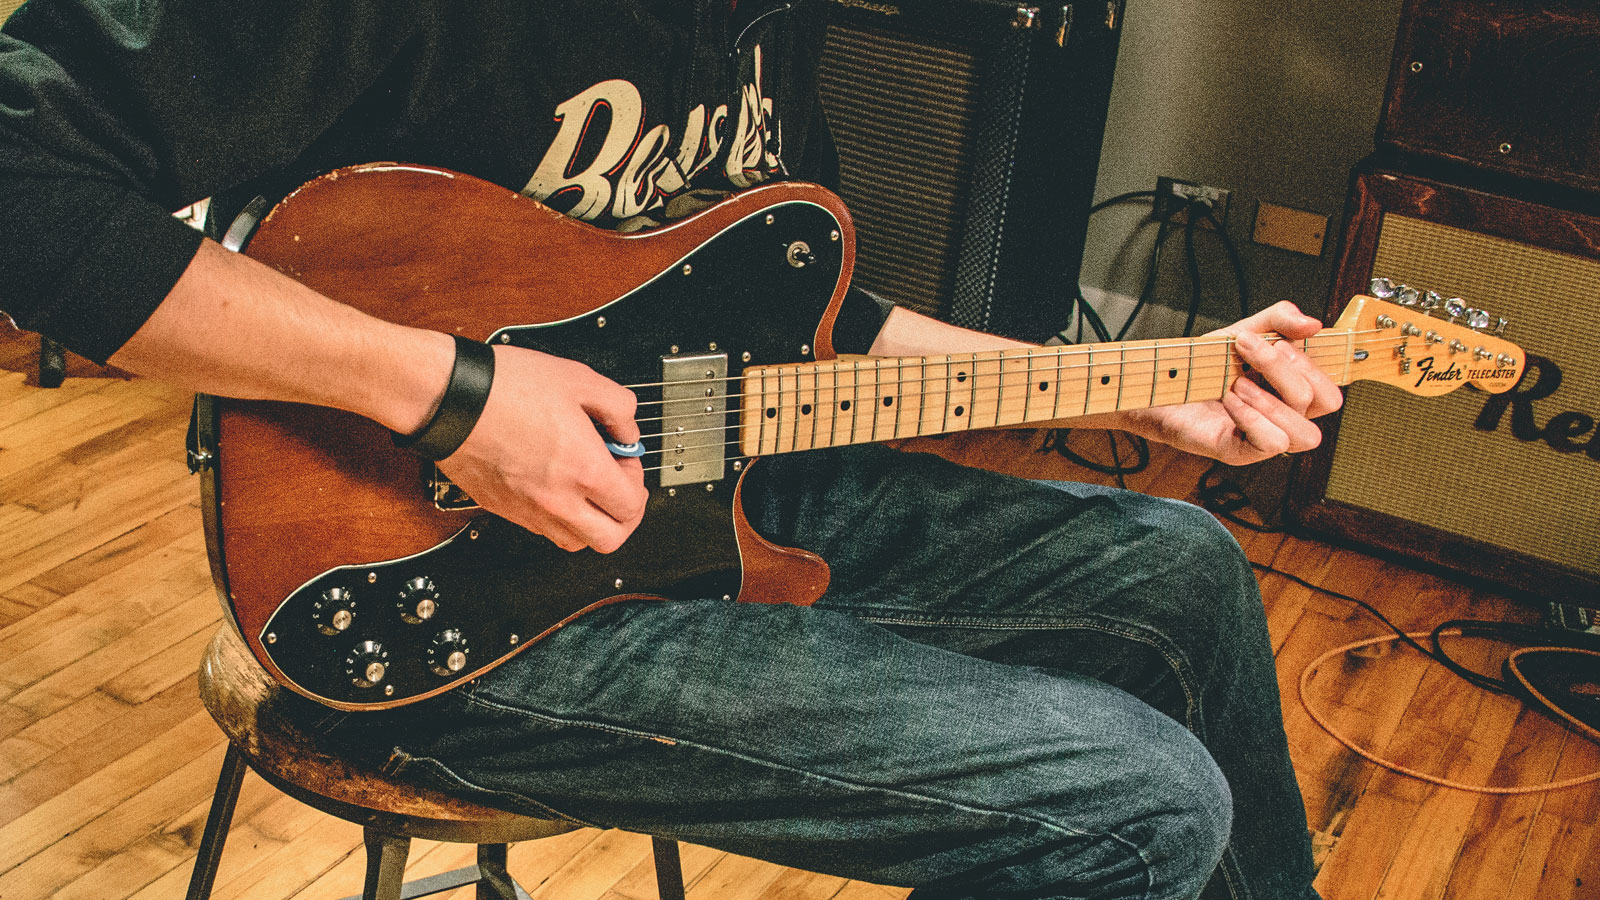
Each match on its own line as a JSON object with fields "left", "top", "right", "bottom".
{"left": 194, "top": 162, "right": 1527, "bottom": 710}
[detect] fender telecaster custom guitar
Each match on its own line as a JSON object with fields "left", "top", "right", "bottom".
{"left": 195, "top": 163, "right": 1527, "bottom": 710}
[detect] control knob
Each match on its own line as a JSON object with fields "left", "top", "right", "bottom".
{"left": 428, "top": 629, "right": 471, "bottom": 677}
{"left": 397, "top": 576, "right": 439, "bottom": 624}
{"left": 345, "top": 640, "right": 390, "bottom": 688}
{"left": 311, "top": 587, "right": 357, "bottom": 636}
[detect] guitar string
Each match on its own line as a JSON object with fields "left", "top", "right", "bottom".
{"left": 625, "top": 334, "right": 1430, "bottom": 414}
{"left": 626, "top": 356, "right": 1447, "bottom": 470}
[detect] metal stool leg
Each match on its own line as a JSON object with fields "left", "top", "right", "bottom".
{"left": 360, "top": 830, "right": 411, "bottom": 900}
{"left": 185, "top": 743, "right": 250, "bottom": 900}
{"left": 38, "top": 336, "right": 65, "bottom": 388}
{"left": 653, "top": 836, "right": 686, "bottom": 900}
{"left": 476, "top": 844, "right": 531, "bottom": 900}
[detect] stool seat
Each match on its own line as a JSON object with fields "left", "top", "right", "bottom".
{"left": 199, "top": 626, "right": 576, "bottom": 844}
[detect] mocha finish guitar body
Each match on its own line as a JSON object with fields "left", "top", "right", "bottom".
{"left": 201, "top": 164, "right": 853, "bottom": 710}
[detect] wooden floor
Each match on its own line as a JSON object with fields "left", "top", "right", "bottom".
{"left": 0, "top": 327, "right": 1594, "bottom": 900}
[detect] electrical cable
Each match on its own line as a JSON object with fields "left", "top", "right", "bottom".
{"left": 1182, "top": 201, "right": 1205, "bottom": 337}
{"left": 1193, "top": 203, "right": 1249, "bottom": 321}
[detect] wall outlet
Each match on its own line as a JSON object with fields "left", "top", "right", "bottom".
{"left": 1153, "top": 176, "right": 1231, "bottom": 227}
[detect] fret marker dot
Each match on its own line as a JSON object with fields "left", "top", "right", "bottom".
{"left": 765, "top": 407, "right": 776, "bottom": 419}
{"left": 1039, "top": 381, "right": 1049, "bottom": 391}
{"left": 957, "top": 371, "right": 968, "bottom": 382}
{"left": 800, "top": 404, "right": 812, "bottom": 415}
{"left": 883, "top": 396, "right": 894, "bottom": 407}
{"left": 1168, "top": 368, "right": 1178, "bottom": 379}
{"left": 954, "top": 405, "right": 965, "bottom": 417}
{"left": 840, "top": 400, "right": 852, "bottom": 411}
{"left": 1100, "top": 375, "right": 1111, "bottom": 385}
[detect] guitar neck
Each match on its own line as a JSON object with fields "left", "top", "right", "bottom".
{"left": 738, "top": 329, "right": 1361, "bottom": 456}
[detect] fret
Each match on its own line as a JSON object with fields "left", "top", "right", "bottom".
{"left": 1119, "top": 342, "right": 1157, "bottom": 412}
{"left": 904, "top": 357, "right": 927, "bottom": 439}
{"left": 793, "top": 364, "right": 817, "bottom": 452}
{"left": 1153, "top": 340, "right": 1191, "bottom": 408}
{"left": 1085, "top": 344, "right": 1123, "bottom": 415}
{"left": 1187, "top": 336, "right": 1231, "bottom": 401}
{"left": 817, "top": 361, "right": 840, "bottom": 449}
{"left": 1022, "top": 350, "right": 1035, "bottom": 424}
{"left": 994, "top": 350, "right": 1029, "bottom": 427}
{"left": 1343, "top": 329, "right": 1354, "bottom": 385}
{"left": 923, "top": 355, "right": 951, "bottom": 438}
{"left": 839, "top": 360, "right": 862, "bottom": 446}
{"left": 872, "top": 358, "right": 901, "bottom": 442}
{"left": 1048, "top": 347, "right": 1064, "bottom": 420}
{"left": 962, "top": 352, "right": 979, "bottom": 430}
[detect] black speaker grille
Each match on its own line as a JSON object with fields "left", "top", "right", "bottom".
{"left": 818, "top": 23, "right": 982, "bottom": 318}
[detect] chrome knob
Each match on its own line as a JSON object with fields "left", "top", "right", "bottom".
{"left": 397, "top": 576, "right": 439, "bottom": 624}
{"left": 1369, "top": 277, "right": 1396, "bottom": 298}
{"left": 1421, "top": 291, "right": 1443, "bottom": 313}
{"left": 1467, "top": 309, "right": 1491, "bottom": 330}
{"left": 428, "top": 629, "right": 471, "bottom": 677}
{"left": 345, "top": 640, "right": 390, "bottom": 688}
{"left": 1443, "top": 298, "right": 1466, "bottom": 320}
{"left": 1396, "top": 285, "right": 1420, "bottom": 306}
{"left": 312, "top": 587, "right": 357, "bottom": 636}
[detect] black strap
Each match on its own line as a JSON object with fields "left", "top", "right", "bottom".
{"left": 392, "top": 335, "right": 496, "bottom": 461}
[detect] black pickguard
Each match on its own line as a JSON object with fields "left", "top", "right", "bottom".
{"left": 258, "top": 199, "right": 845, "bottom": 707}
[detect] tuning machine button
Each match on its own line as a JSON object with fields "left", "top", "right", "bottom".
{"left": 398, "top": 576, "right": 439, "bottom": 624}
{"left": 1420, "top": 291, "right": 1443, "bottom": 315}
{"left": 312, "top": 587, "right": 357, "bottom": 636}
{"left": 1466, "top": 308, "right": 1491, "bottom": 330}
{"left": 428, "top": 629, "right": 471, "bottom": 676}
{"left": 346, "top": 640, "right": 390, "bottom": 688}
{"left": 1369, "top": 277, "right": 1396, "bottom": 298}
{"left": 1443, "top": 298, "right": 1466, "bottom": 321}
{"left": 1395, "top": 285, "right": 1420, "bottom": 306}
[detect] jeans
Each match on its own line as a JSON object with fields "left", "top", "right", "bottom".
{"left": 320, "top": 444, "right": 1318, "bottom": 900}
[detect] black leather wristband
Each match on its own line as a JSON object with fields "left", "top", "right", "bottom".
{"left": 392, "top": 335, "right": 496, "bottom": 461}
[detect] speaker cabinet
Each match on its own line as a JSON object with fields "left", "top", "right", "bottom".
{"left": 1291, "top": 170, "right": 1600, "bottom": 601}
{"left": 816, "top": 0, "right": 1124, "bottom": 340}
{"left": 1381, "top": 0, "right": 1600, "bottom": 192}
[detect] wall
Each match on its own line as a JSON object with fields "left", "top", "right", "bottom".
{"left": 1079, "top": 0, "right": 1406, "bottom": 337}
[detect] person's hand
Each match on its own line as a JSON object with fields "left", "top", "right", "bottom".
{"left": 1123, "top": 301, "right": 1343, "bottom": 465}
{"left": 436, "top": 346, "right": 647, "bottom": 552}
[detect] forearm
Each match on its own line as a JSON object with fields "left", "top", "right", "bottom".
{"left": 108, "top": 240, "right": 453, "bottom": 435}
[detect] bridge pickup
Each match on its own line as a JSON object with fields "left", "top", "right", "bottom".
{"left": 659, "top": 353, "right": 728, "bottom": 488}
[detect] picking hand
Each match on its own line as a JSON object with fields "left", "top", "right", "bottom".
{"left": 1125, "top": 301, "right": 1344, "bottom": 465}
{"left": 436, "top": 345, "right": 647, "bottom": 553}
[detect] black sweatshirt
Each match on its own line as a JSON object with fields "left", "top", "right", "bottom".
{"left": 0, "top": 0, "right": 888, "bottom": 364}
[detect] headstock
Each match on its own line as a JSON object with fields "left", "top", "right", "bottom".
{"left": 1332, "top": 278, "right": 1525, "bottom": 396}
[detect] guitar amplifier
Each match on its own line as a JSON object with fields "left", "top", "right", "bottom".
{"left": 1289, "top": 170, "right": 1600, "bottom": 601}
{"left": 1380, "top": 0, "right": 1600, "bottom": 193}
{"left": 816, "top": 0, "right": 1125, "bottom": 340}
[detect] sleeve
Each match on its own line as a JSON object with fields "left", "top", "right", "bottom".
{"left": 0, "top": 0, "right": 426, "bottom": 363}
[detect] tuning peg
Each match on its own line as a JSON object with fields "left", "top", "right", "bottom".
{"left": 1396, "top": 285, "right": 1421, "bottom": 306}
{"left": 1421, "top": 290, "right": 1443, "bottom": 314}
{"left": 1369, "top": 277, "right": 1397, "bottom": 298}
{"left": 1492, "top": 317, "right": 1509, "bottom": 336}
{"left": 1443, "top": 297, "right": 1466, "bottom": 321}
{"left": 1466, "top": 308, "right": 1491, "bottom": 330}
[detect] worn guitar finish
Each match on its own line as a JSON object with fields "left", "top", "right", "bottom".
{"left": 203, "top": 164, "right": 1528, "bottom": 711}
{"left": 203, "top": 164, "right": 852, "bottom": 710}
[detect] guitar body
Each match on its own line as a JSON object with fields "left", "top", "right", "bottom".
{"left": 202, "top": 163, "right": 854, "bottom": 710}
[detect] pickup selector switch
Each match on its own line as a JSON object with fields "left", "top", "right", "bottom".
{"left": 345, "top": 640, "right": 390, "bottom": 688}
{"left": 429, "top": 629, "right": 471, "bottom": 676}
{"left": 312, "top": 587, "right": 356, "bottom": 635}
{"left": 397, "top": 576, "right": 439, "bottom": 624}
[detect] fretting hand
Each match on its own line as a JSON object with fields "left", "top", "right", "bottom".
{"left": 1121, "top": 301, "right": 1344, "bottom": 465}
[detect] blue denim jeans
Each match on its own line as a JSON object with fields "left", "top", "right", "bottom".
{"left": 322, "top": 444, "right": 1318, "bottom": 900}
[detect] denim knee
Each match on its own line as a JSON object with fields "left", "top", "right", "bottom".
{"left": 1125, "top": 734, "right": 1234, "bottom": 900}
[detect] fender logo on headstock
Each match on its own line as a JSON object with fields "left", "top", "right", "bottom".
{"left": 1413, "top": 357, "right": 1463, "bottom": 387}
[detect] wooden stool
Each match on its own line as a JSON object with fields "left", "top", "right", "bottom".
{"left": 187, "top": 628, "right": 686, "bottom": 900}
